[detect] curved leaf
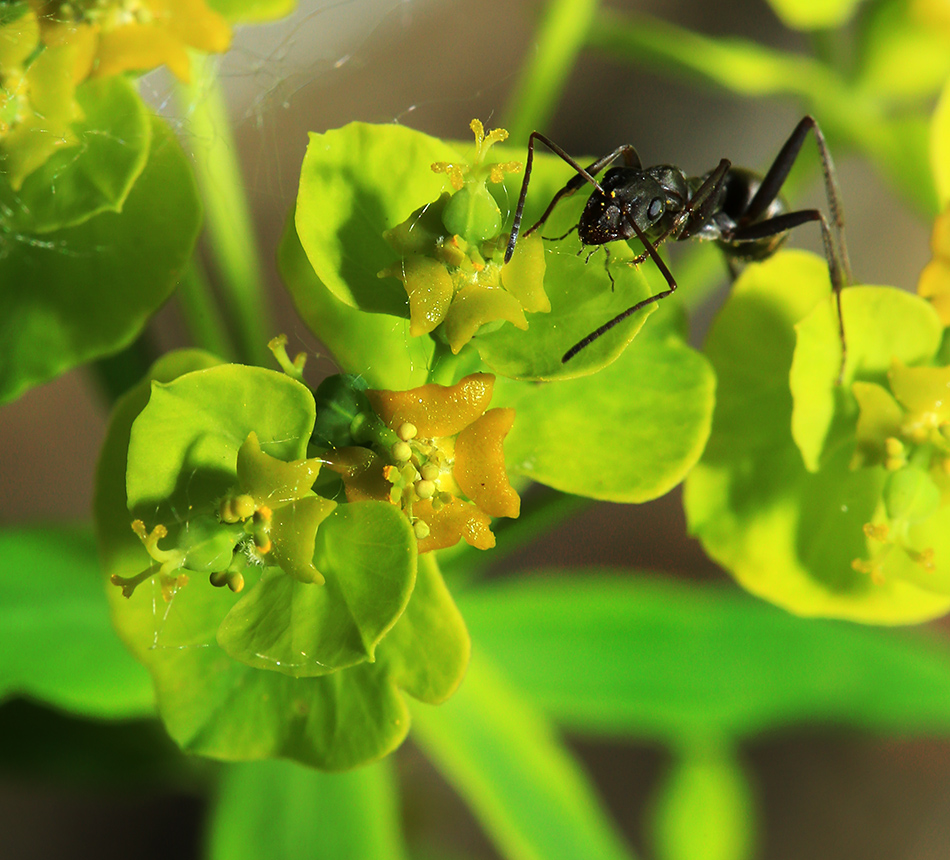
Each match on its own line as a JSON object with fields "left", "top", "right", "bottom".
{"left": 0, "top": 117, "right": 201, "bottom": 404}
{"left": 791, "top": 285, "right": 942, "bottom": 471}
{"left": 296, "top": 122, "right": 458, "bottom": 316}
{"left": 277, "top": 213, "right": 432, "bottom": 389}
{"left": 217, "top": 502, "right": 416, "bottom": 677}
{"left": 0, "top": 77, "right": 151, "bottom": 235}
{"left": 126, "top": 363, "right": 316, "bottom": 510}
{"left": 497, "top": 303, "right": 715, "bottom": 502}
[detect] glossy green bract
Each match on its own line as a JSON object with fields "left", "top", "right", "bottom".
{"left": 684, "top": 250, "right": 950, "bottom": 623}
{"left": 790, "top": 286, "right": 942, "bottom": 471}
{"left": 278, "top": 214, "right": 432, "bottom": 390}
{"left": 96, "top": 352, "right": 469, "bottom": 769}
{"left": 292, "top": 122, "right": 663, "bottom": 381}
{"left": 497, "top": 302, "right": 716, "bottom": 502}
{"left": 0, "top": 77, "right": 150, "bottom": 235}
{"left": 0, "top": 117, "right": 201, "bottom": 404}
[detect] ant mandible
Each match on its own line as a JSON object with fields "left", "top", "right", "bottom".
{"left": 503, "top": 116, "right": 853, "bottom": 369}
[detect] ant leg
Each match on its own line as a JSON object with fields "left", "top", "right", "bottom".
{"left": 603, "top": 245, "right": 616, "bottom": 291}
{"left": 544, "top": 224, "right": 579, "bottom": 243}
{"left": 562, "top": 159, "right": 732, "bottom": 363}
{"left": 562, "top": 217, "right": 678, "bottom": 363}
{"left": 729, "top": 208, "right": 847, "bottom": 381}
{"left": 743, "top": 116, "right": 852, "bottom": 287}
{"left": 505, "top": 132, "right": 641, "bottom": 263}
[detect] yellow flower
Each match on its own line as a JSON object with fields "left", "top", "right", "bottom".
{"left": 379, "top": 120, "right": 549, "bottom": 353}
{"left": 323, "top": 373, "right": 521, "bottom": 553}
{"left": 32, "top": 0, "right": 231, "bottom": 82}
{"left": 0, "top": 9, "right": 95, "bottom": 189}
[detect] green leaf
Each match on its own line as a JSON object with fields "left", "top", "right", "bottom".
{"left": 0, "top": 77, "right": 150, "bottom": 235}
{"left": 472, "top": 224, "right": 659, "bottom": 381}
{"left": 764, "top": 0, "right": 864, "bottom": 29}
{"left": 217, "top": 502, "right": 417, "bottom": 677}
{"left": 411, "top": 656, "right": 636, "bottom": 860}
{"left": 96, "top": 352, "right": 466, "bottom": 769}
{"left": 278, "top": 213, "right": 432, "bottom": 389}
{"left": 208, "top": 758, "right": 406, "bottom": 860}
{"left": 378, "top": 553, "right": 470, "bottom": 705}
{"left": 649, "top": 742, "right": 755, "bottom": 860}
{"left": 791, "top": 285, "right": 942, "bottom": 471}
{"left": 685, "top": 250, "right": 950, "bottom": 622}
{"left": 497, "top": 303, "right": 715, "bottom": 502}
{"left": 0, "top": 526, "right": 154, "bottom": 719}
{"left": 459, "top": 573, "right": 950, "bottom": 740}
{"left": 0, "top": 116, "right": 202, "bottom": 404}
{"left": 126, "top": 363, "right": 316, "bottom": 510}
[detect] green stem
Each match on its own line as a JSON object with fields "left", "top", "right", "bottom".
{"left": 586, "top": 8, "right": 938, "bottom": 216}
{"left": 176, "top": 257, "right": 236, "bottom": 361}
{"left": 177, "top": 53, "right": 273, "bottom": 367}
{"left": 502, "top": 0, "right": 602, "bottom": 140}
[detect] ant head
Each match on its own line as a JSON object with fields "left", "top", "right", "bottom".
{"left": 580, "top": 168, "right": 683, "bottom": 245}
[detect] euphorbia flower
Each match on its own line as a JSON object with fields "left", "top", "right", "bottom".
{"left": 323, "top": 373, "right": 521, "bottom": 553}
{"left": 31, "top": 0, "right": 231, "bottom": 82}
{"left": 379, "top": 120, "right": 548, "bottom": 353}
{"left": 0, "top": 8, "right": 95, "bottom": 189}
{"left": 112, "top": 432, "right": 335, "bottom": 599}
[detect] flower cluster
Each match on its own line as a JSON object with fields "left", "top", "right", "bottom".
{"left": 851, "top": 361, "right": 950, "bottom": 580}
{"left": 379, "top": 120, "right": 549, "bottom": 353}
{"left": 0, "top": 0, "right": 229, "bottom": 188}
{"left": 111, "top": 431, "right": 335, "bottom": 600}
{"left": 321, "top": 372, "right": 521, "bottom": 553}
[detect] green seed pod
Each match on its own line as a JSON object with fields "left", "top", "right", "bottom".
{"left": 442, "top": 184, "right": 502, "bottom": 243}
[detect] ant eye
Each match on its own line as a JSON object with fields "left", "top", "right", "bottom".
{"left": 648, "top": 198, "right": 664, "bottom": 220}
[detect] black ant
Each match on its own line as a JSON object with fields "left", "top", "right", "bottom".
{"left": 503, "top": 116, "right": 852, "bottom": 369}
